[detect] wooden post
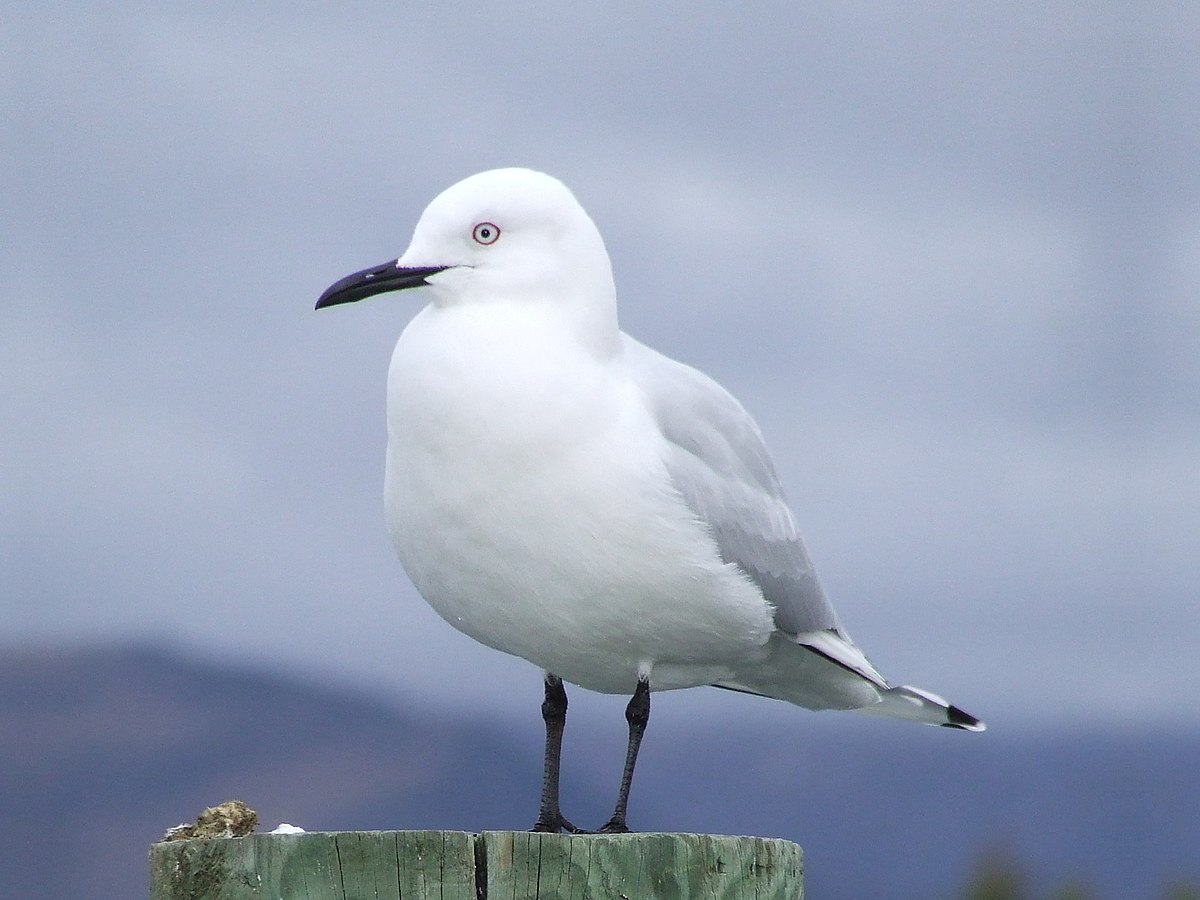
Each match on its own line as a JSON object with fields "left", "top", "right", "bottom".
{"left": 150, "top": 830, "right": 803, "bottom": 899}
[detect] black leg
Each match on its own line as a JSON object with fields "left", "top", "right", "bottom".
{"left": 598, "top": 677, "right": 651, "bottom": 834}
{"left": 531, "top": 674, "right": 580, "bottom": 833}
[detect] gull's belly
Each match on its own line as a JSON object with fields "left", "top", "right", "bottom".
{"left": 383, "top": 311, "right": 774, "bottom": 692}
{"left": 387, "top": 439, "right": 774, "bottom": 692}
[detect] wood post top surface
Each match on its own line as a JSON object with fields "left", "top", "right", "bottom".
{"left": 150, "top": 829, "right": 804, "bottom": 899}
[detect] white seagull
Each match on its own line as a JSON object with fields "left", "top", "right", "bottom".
{"left": 317, "top": 167, "right": 984, "bottom": 834}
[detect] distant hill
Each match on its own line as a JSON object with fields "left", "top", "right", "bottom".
{"left": 1, "top": 644, "right": 1197, "bottom": 899}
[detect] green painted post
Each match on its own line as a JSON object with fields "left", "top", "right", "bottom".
{"left": 150, "top": 830, "right": 803, "bottom": 899}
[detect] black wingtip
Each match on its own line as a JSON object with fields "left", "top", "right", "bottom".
{"left": 942, "top": 704, "right": 986, "bottom": 732}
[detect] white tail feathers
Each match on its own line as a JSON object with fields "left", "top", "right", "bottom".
{"left": 717, "top": 630, "right": 986, "bottom": 730}
{"left": 792, "top": 631, "right": 984, "bottom": 730}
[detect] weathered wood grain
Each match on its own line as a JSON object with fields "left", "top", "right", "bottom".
{"left": 150, "top": 830, "right": 802, "bottom": 899}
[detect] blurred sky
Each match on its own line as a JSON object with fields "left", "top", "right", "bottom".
{"left": 2, "top": 3, "right": 1197, "bottom": 731}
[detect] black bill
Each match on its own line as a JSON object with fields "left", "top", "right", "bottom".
{"left": 316, "top": 262, "right": 449, "bottom": 310}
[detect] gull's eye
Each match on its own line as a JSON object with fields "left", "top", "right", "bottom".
{"left": 472, "top": 222, "right": 500, "bottom": 245}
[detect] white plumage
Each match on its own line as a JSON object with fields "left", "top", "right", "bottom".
{"left": 318, "top": 167, "right": 983, "bottom": 832}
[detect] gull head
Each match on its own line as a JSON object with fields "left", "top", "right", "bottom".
{"left": 316, "top": 168, "right": 616, "bottom": 318}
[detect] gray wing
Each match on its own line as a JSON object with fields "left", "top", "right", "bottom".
{"left": 626, "top": 338, "right": 843, "bottom": 635}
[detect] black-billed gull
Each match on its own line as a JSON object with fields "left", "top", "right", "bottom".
{"left": 317, "top": 167, "right": 984, "bottom": 834}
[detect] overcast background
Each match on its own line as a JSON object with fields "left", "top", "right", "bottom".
{"left": 2, "top": 4, "right": 1197, "bottom": 737}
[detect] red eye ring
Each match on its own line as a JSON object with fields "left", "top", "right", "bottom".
{"left": 472, "top": 222, "right": 500, "bottom": 245}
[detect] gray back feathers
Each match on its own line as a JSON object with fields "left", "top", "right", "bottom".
{"left": 627, "top": 338, "right": 843, "bottom": 636}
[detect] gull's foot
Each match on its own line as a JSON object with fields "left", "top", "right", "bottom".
{"left": 531, "top": 813, "right": 583, "bottom": 834}
{"left": 595, "top": 818, "right": 632, "bottom": 834}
